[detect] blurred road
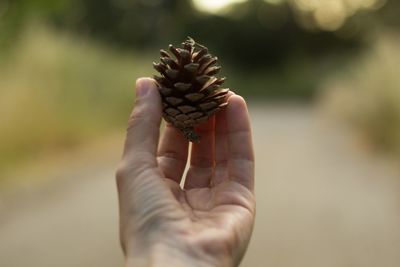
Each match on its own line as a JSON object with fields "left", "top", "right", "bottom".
{"left": 1, "top": 104, "right": 400, "bottom": 267}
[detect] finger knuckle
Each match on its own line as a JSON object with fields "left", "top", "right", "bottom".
{"left": 115, "top": 161, "right": 132, "bottom": 185}
{"left": 127, "top": 102, "right": 159, "bottom": 133}
{"left": 158, "top": 150, "right": 186, "bottom": 162}
{"left": 128, "top": 104, "right": 145, "bottom": 126}
{"left": 116, "top": 154, "right": 157, "bottom": 186}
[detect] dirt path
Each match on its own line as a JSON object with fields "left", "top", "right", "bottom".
{"left": 1, "top": 104, "right": 399, "bottom": 267}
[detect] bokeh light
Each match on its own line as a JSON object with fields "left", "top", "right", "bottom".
{"left": 192, "top": 0, "right": 247, "bottom": 14}
{"left": 292, "top": 0, "right": 387, "bottom": 31}
{"left": 313, "top": 0, "right": 347, "bottom": 31}
{"left": 192, "top": 0, "right": 387, "bottom": 31}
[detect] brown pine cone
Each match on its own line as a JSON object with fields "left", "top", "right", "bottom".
{"left": 153, "top": 37, "right": 229, "bottom": 142}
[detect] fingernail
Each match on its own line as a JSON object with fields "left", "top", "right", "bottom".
{"left": 136, "top": 85, "right": 148, "bottom": 98}
{"left": 136, "top": 79, "right": 152, "bottom": 98}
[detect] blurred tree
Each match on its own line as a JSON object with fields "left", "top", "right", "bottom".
{"left": 2, "top": 0, "right": 398, "bottom": 97}
{"left": 182, "top": 1, "right": 363, "bottom": 69}
{"left": 44, "top": 0, "right": 364, "bottom": 68}
{"left": 54, "top": 0, "right": 191, "bottom": 47}
{"left": 3, "top": 0, "right": 392, "bottom": 64}
{"left": 0, "top": 0, "right": 69, "bottom": 49}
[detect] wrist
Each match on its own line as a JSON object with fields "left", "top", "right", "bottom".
{"left": 125, "top": 238, "right": 232, "bottom": 267}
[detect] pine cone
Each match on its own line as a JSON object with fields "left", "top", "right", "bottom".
{"left": 153, "top": 37, "right": 229, "bottom": 142}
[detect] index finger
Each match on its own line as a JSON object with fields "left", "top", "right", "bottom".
{"left": 122, "top": 78, "right": 161, "bottom": 167}
{"left": 226, "top": 95, "right": 255, "bottom": 191}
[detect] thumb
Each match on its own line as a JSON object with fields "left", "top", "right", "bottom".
{"left": 122, "top": 78, "right": 161, "bottom": 164}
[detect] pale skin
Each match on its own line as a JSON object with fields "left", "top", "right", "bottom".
{"left": 116, "top": 78, "right": 255, "bottom": 267}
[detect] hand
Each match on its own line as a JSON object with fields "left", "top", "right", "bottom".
{"left": 116, "top": 78, "right": 255, "bottom": 267}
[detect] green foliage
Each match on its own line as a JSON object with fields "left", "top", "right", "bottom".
{"left": 0, "top": 0, "right": 70, "bottom": 47}
{"left": 0, "top": 24, "right": 152, "bottom": 171}
{"left": 3, "top": 0, "right": 389, "bottom": 99}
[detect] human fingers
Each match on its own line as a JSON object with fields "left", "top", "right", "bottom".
{"left": 226, "top": 95, "right": 255, "bottom": 191}
{"left": 157, "top": 123, "right": 189, "bottom": 184}
{"left": 212, "top": 92, "right": 234, "bottom": 186}
{"left": 184, "top": 116, "right": 215, "bottom": 189}
{"left": 121, "top": 78, "right": 161, "bottom": 169}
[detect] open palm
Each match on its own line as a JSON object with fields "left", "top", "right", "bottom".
{"left": 117, "top": 78, "right": 255, "bottom": 267}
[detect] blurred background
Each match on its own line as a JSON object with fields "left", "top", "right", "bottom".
{"left": 0, "top": 0, "right": 399, "bottom": 266}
